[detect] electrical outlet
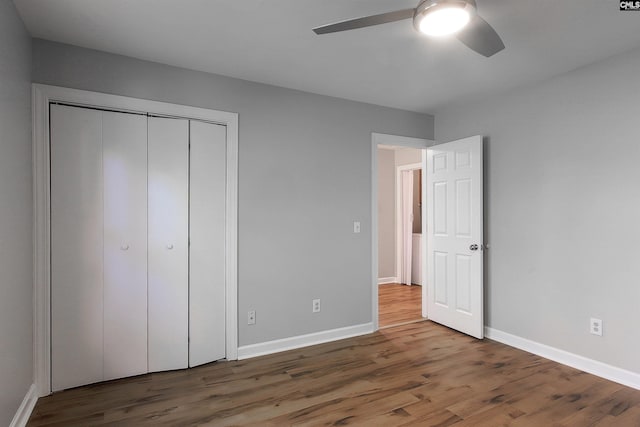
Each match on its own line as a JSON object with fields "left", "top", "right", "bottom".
{"left": 248, "top": 310, "right": 256, "bottom": 325}
{"left": 312, "top": 299, "right": 321, "bottom": 313}
{"left": 353, "top": 221, "right": 361, "bottom": 233}
{"left": 590, "top": 318, "right": 602, "bottom": 336}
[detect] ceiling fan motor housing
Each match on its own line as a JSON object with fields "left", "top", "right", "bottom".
{"left": 413, "top": 0, "right": 478, "bottom": 33}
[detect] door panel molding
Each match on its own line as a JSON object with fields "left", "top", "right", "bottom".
{"left": 33, "top": 84, "right": 239, "bottom": 397}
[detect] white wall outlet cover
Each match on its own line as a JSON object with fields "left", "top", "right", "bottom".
{"left": 353, "top": 221, "right": 361, "bottom": 233}
{"left": 590, "top": 318, "right": 602, "bottom": 336}
{"left": 312, "top": 299, "right": 321, "bottom": 313}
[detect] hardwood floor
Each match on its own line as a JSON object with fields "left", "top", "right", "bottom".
{"left": 379, "top": 283, "right": 423, "bottom": 328}
{"left": 28, "top": 321, "right": 640, "bottom": 426}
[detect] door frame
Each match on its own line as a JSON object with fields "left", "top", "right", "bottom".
{"left": 395, "top": 162, "right": 422, "bottom": 286}
{"left": 32, "top": 84, "right": 239, "bottom": 396}
{"left": 371, "top": 133, "right": 434, "bottom": 331}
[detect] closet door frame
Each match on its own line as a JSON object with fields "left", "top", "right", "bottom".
{"left": 33, "top": 83, "right": 239, "bottom": 397}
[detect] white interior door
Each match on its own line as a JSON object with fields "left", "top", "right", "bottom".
{"left": 189, "top": 120, "right": 226, "bottom": 366}
{"left": 426, "top": 135, "right": 484, "bottom": 339}
{"left": 50, "top": 105, "right": 104, "bottom": 391}
{"left": 102, "top": 111, "right": 149, "bottom": 380}
{"left": 148, "top": 117, "right": 189, "bottom": 371}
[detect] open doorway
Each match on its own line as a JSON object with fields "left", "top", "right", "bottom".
{"left": 377, "top": 144, "right": 425, "bottom": 328}
{"left": 372, "top": 133, "right": 485, "bottom": 337}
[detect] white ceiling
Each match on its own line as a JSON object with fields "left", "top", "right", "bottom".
{"left": 14, "top": 0, "right": 640, "bottom": 114}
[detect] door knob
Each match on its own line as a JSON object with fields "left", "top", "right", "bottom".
{"left": 167, "top": 244, "right": 174, "bottom": 250}
{"left": 120, "top": 244, "right": 129, "bottom": 251}
{"left": 469, "top": 244, "right": 479, "bottom": 251}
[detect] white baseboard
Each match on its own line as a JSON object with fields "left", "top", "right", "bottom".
{"left": 378, "top": 277, "right": 398, "bottom": 285}
{"left": 485, "top": 327, "right": 640, "bottom": 391}
{"left": 10, "top": 384, "right": 38, "bottom": 427}
{"left": 238, "top": 322, "right": 374, "bottom": 360}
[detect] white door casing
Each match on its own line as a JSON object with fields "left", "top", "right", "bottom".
{"left": 426, "top": 135, "right": 484, "bottom": 339}
{"left": 148, "top": 117, "right": 190, "bottom": 372}
{"left": 394, "top": 162, "right": 422, "bottom": 288}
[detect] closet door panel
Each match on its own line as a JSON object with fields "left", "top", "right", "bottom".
{"left": 50, "top": 105, "right": 104, "bottom": 391}
{"left": 148, "top": 117, "right": 189, "bottom": 371}
{"left": 189, "top": 120, "right": 226, "bottom": 366}
{"left": 102, "top": 111, "right": 148, "bottom": 380}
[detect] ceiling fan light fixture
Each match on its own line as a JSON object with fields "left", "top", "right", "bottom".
{"left": 312, "top": 0, "right": 504, "bottom": 57}
{"left": 413, "top": 0, "right": 476, "bottom": 37}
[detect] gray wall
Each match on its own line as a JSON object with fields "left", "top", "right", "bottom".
{"left": 394, "top": 147, "right": 422, "bottom": 167}
{"left": 377, "top": 149, "right": 395, "bottom": 279}
{"left": 33, "top": 39, "right": 434, "bottom": 346}
{"left": 436, "top": 46, "right": 640, "bottom": 374}
{"left": 0, "top": 0, "right": 33, "bottom": 425}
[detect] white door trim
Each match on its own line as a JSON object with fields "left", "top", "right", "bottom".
{"left": 32, "top": 84, "right": 239, "bottom": 397}
{"left": 371, "top": 133, "right": 434, "bottom": 331}
{"left": 395, "top": 162, "right": 422, "bottom": 286}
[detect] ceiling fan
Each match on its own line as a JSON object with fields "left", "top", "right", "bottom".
{"left": 313, "top": 0, "right": 505, "bottom": 57}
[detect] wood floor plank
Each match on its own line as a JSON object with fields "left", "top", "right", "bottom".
{"left": 378, "top": 283, "right": 423, "bottom": 328}
{"left": 29, "top": 321, "right": 640, "bottom": 426}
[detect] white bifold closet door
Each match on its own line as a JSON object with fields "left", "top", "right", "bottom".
{"left": 102, "top": 111, "right": 148, "bottom": 381}
{"left": 189, "top": 120, "right": 227, "bottom": 367}
{"left": 51, "top": 105, "right": 227, "bottom": 391}
{"left": 51, "top": 105, "right": 148, "bottom": 391}
{"left": 51, "top": 105, "right": 104, "bottom": 391}
{"left": 148, "top": 117, "right": 189, "bottom": 372}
